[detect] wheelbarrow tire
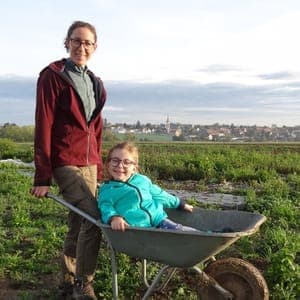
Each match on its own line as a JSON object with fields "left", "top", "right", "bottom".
{"left": 203, "top": 257, "right": 269, "bottom": 300}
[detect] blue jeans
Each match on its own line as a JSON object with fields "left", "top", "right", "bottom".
{"left": 158, "top": 218, "right": 197, "bottom": 232}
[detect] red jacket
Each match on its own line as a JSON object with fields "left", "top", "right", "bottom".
{"left": 33, "top": 59, "right": 107, "bottom": 186}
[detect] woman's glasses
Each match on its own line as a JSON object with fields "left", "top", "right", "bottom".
{"left": 109, "top": 158, "right": 136, "bottom": 168}
{"left": 70, "top": 38, "right": 95, "bottom": 50}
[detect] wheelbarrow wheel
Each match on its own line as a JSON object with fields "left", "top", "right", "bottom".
{"left": 203, "top": 257, "right": 269, "bottom": 300}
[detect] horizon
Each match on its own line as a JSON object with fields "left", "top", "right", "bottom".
{"left": 1, "top": 117, "right": 299, "bottom": 129}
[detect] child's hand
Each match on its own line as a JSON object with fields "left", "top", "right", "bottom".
{"left": 183, "top": 204, "right": 193, "bottom": 212}
{"left": 110, "top": 216, "right": 129, "bottom": 232}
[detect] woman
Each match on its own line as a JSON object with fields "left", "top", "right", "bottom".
{"left": 31, "top": 20, "right": 106, "bottom": 300}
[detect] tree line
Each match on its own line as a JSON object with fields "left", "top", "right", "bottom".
{"left": 0, "top": 123, "right": 130, "bottom": 143}
{"left": 0, "top": 123, "right": 34, "bottom": 142}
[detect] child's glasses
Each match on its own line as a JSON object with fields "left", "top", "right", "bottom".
{"left": 109, "top": 158, "right": 136, "bottom": 168}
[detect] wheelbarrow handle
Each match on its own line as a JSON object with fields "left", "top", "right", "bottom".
{"left": 46, "top": 193, "right": 101, "bottom": 227}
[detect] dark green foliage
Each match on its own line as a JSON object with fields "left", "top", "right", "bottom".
{"left": 0, "top": 138, "right": 17, "bottom": 159}
{"left": 0, "top": 123, "right": 34, "bottom": 142}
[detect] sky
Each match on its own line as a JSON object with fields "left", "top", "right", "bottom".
{"left": 1, "top": 0, "right": 300, "bottom": 126}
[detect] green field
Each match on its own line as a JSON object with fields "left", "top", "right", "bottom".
{"left": 0, "top": 142, "right": 299, "bottom": 299}
{"left": 114, "top": 133, "right": 173, "bottom": 142}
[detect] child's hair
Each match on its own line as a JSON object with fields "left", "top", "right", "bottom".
{"left": 106, "top": 142, "right": 139, "bottom": 165}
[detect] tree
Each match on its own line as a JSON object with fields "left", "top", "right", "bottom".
{"left": 0, "top": 123, "right": 34, "bottom": 142}
{"left": 0, "top": 138, "right": 17, "bottom": 159}
{"left": 102, "top": 130, "right": 119, "bottom": 142}
{"left": 135, "top": 120, "right": 141, "bottom": 129}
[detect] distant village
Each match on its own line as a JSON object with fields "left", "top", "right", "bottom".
{"left": 104, "top": 117, "right": 300, "bottom": 142}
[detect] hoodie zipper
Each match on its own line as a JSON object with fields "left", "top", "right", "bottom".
{"left": 86, "top": 125, "right": 91, "bottom": 164}
{"left": 115, "top": 180, "right": 154, "bottom": 226}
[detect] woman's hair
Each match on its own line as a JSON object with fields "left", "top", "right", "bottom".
{"left": 106, "top": 142, "right": 139, "bottom": 165}
{"left": 64, "top": 20, "right": 98, "bottom": 50}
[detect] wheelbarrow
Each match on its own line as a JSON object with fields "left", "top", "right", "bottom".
{"left": 47, "top": 193, "right": 269, "bottom": 300}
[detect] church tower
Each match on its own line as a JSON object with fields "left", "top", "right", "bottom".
{"left": 165, "top": 114, "right": 170, "bottom": 134}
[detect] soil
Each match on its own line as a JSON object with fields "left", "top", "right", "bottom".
{"left": 0, "top": 276, "right": 60, "bottom": 300}
{"left": 0, "top": 258, "right": 268, "bottom": 300}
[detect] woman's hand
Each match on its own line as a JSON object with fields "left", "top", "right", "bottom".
{"left": 183, "top": 203, "right": 193, "bottom": 212}
{"left": 30, "top": 186, "right": 49, "bottom": 198}
{"left": 110, "top": 216, "right": 129, "bottom": 231}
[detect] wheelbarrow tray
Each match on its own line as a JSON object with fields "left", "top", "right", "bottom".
{"left": 100, "top": 208, "right": 266, "bottom": 268}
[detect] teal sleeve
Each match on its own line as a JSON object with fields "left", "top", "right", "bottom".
{"left": 149, "top": 181, "right": 180, "bottom": 208}
{"left": 98, "top": 189, "right": 119, "bottom": 224}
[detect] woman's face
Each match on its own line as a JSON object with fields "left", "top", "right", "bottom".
{"left": 108, "top": 149, "right": 137, "bottom": 182}
{"left": 67, "top": 27, "right": 97, "bottom": 66}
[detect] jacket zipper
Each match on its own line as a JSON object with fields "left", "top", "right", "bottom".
{"left": 86, "top": 125, "right": 91, "bottom": 165}
{"left": 124, "top": 181, "right": 154, "bottom": 226}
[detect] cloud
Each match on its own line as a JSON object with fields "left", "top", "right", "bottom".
{"left": 103, "top": 106, "right": 124, "bottom": 112}
{"left": 183, "top": 107, "right": 250, "bottom": 112}
{"left": 195, "top": 64, "right": 244, "bottom": 73}
{"left": 0, "top": 76, "right": 35, "bottom": 99}
{"left": 0, "top": 76, "right": 299, "bottom": 126}
{"left": 258, "top": 71, "right": 295, "bottom": 80}
{"left": 103, "top": 80, "right": 300, "bottom": 125}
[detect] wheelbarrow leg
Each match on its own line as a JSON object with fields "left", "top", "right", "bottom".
{"left": 141, "top": 265, "right": 175, "bottom": 300}
{"left": 101, "top": 230, "right": 119, "bottom": 300}
{"left": 142, "top": 259, "right": 177, "bottom": 292}
{"left": 108, "top": 245, "right": 118, "bottom": 300}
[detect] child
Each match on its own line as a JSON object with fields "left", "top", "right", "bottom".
{"left": 98, "top": 142, "right": 197, "bottom": 232}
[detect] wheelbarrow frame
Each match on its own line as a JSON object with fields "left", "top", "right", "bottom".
{"left": 47, "top": 193, "right": 267, "bottom": 300}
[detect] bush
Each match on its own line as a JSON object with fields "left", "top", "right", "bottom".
{"left": 0, "top": 138, "right": 17, "bottom": 159}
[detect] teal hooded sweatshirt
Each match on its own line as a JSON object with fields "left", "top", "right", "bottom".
{"left": 98, "top": 173, "right": 184, "bottom": 227}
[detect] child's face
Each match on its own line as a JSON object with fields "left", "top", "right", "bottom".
{"left": 108, "top": 149, "right": 137, "bottom": 181}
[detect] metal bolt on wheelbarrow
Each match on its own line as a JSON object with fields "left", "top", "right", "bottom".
{"left": 47, "top": 193, "right": 269, "bottom": 300}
